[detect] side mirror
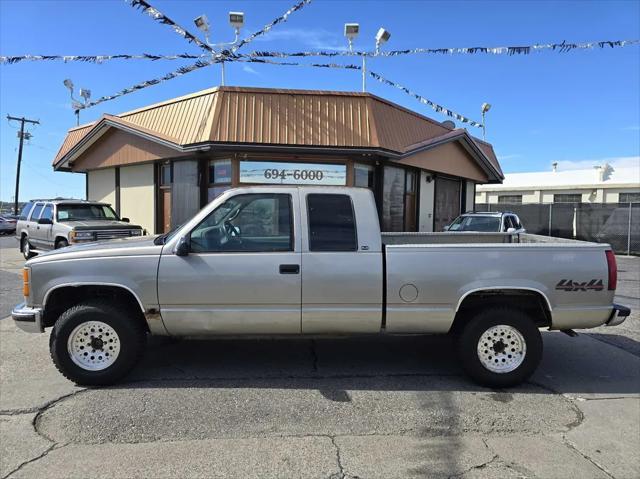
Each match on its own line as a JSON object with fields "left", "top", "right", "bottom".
{"left": 121, "top": 217, "right": 130, "bottom": 223}
{"left": 175, "top": 236, "right": 190, "bottom": 256}
{"left": 443, "top": 225, "right": 450, "bottom": 231}
{"left": 506, "top": 227, "right": 517, "bottom": 233}
{"left": 38, "top": 218, "right": 53, "bottom": 225}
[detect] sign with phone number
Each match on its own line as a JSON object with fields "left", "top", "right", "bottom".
{"left": 239, "top": 161, "right": 346, "bottom": 186}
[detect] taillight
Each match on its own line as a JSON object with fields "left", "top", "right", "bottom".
{"left": 605, "top": 250, "right": 617, "bottom": 291}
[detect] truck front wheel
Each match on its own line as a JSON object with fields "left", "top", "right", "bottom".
{"left": 49, "top": 300, "right": 146, "bottom": 386}
{"left": 456, "top": 308, "right": 542, "bottom": 388}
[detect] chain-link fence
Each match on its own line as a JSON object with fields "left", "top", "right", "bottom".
{"left": 475, "top": 202, "right": 640, "bottom": 255}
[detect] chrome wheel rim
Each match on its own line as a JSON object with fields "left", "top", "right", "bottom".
{"left": 67, "top": 321, "right": 120, "bottom": 371}
{"left": 23, "top": 240, "right": 30, "bottom": 256}
{"left": 477, "top": 325, "right": 526, "bottom": 373}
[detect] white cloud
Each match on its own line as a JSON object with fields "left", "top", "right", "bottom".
{"left": 242, "top": 65, "right": 260, "bottom": 76}
{"left": 252, "top": 28, "right": 348, "bottom": 51}
{"left": 498, "top": 154, "right": 522, "bottom": 161}
{"left": 553, "top": 156, "right": 639, "bottom": 171}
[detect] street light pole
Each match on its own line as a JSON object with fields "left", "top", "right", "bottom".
{"left": 6, "top": 115, "right": 40, "bottom": 215}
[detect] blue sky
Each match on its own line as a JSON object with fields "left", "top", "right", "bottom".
{"left": 1, "top": 0, "right": 639, "bottom": 202}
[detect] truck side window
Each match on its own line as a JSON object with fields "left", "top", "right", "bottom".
{"left": 30, "top": 203, "right": 44, "bottom": 220}
{"left": 41, "top": 205, "right": 53, "bottom": 221}
{"left": 190, "top": 193, "right": 293, "bottom": 253}
{"left": 19, "top": 202, "right": 33, "bottom": 220}
{"left": 307, "top": 194, "right": 357, "bottom": 252}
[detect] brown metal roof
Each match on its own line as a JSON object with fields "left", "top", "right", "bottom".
{"left": 53, "top": 86, "right": 501, "bottom": 178}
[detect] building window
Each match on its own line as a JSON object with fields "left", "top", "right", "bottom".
{"left": 554, "top": 193, "right": 582, "bottom": 203}
{"left": 160, "top": 163, "right": 172, "bottom": 187}
{"left": 498, "top": 195, "right": 522, "bottom": 204}
{"left": 619, "top": 192, "right": 640, "bottom": 203}
{"left": 209, "top": 159, "right": 232, "bottom": 184}
{"left": 404, "top": 170, "right": 417, "bottom": 231}
{"left": 208, "top": 159, "right": 232, "bottom": 201}
{"left": 307, "top": 194, "right": 357, "bottom": 252}
{"left": 354, "top": 163, "right": 375, "bottom": 188}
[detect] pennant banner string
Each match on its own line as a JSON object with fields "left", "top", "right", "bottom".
{"left": 0, "top": 53, "right": 206, "bottom": 65}
{"left": 125, "top": 0, "right": 215, "bottom": 54}
{"left": 231, "top": 0, "right": 312, "bottom": 53}
{"left": 247, "top": 39, "right": 640, "bottom": 58}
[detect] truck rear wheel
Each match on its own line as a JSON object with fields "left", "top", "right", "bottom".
{"left": 21, "top": 236, "right": 34, "bottom": 259}
{"left": 456, "top": 308, "right": 542, "bottom": 388}
{"left": 49, "top": 300, "right": 146, "bottom": 386}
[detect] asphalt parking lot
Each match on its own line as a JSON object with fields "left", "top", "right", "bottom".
{"left": 0, "top": 234, "right": 638, "bottom": 479}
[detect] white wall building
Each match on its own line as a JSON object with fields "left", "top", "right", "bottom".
{"left": 476, "top": 163, "right": 640, "bottom": 205}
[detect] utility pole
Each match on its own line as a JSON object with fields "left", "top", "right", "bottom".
{"left": 7, "top": 115, "right": 39, "bottom": 215}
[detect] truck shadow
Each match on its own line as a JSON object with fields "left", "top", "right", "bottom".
{"left": 126, "top": 331, "right": 640, "bottom": 396}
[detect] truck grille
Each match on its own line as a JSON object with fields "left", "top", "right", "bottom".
{"left": 95, "top": 230, "right": 134, "bottom": 240}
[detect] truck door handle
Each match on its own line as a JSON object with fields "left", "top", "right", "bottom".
{"left": 279, "top": 264, "right": 300, "bottom": 274}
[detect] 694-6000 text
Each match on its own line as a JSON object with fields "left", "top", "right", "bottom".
{"left": 263, "top": 169, "right": 324, "bottom": 181}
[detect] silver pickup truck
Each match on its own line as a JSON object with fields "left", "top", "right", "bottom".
{"left": 13, "top": 186, "right": 630, "bottom": 387}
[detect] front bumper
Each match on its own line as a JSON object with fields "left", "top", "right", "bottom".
{"left": 606, "top": 303, "right": 631, "bottom": 327}
{"left": 12, "top": 303, "right": 44, "bottom": 333}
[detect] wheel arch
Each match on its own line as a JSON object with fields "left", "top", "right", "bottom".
{"left": 451, "top": 287, "right": 553, "bottom": 333}
{"left": 41, "top": 283, "right": 147, "bottom": 331}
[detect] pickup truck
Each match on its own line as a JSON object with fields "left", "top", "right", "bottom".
{"left": 15, "top": 199, "right": 144, "bottom": 259}
{"left": 12, "top": 186, "right": 630, "bottom": 387}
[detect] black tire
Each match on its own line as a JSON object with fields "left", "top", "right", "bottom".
{"left": 21, "top": 236, "right": 34, "bottom": 259}
{"left": 456, "top": 308, "right": 542, "bottom": 388}
{"left": 55, "top": 238, "right": 69, "bottom": 249}
{"left": 49, "top": 300, "right": 146, "bottom": 386}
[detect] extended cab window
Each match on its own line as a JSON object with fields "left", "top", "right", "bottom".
{"left": 307, "top": 194, "right": 357, "bottom": 252}
{"left": 30, "top": 203, "right": 44, "bottom": 220}
{"left": 190, "top": 193, "right": 293, "bottom": 253}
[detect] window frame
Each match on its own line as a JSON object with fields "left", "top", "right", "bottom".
{"left": 188, "top": 192, "right": 295, "bottom": 254}
{"left": 553, "top": 193, "right": 582, "bottom": 204}
{"left": 306, "top": 193, "right": 358, "bottom": 253}
{"left": 498, "top": 194, "right": 523, "bottom": 204}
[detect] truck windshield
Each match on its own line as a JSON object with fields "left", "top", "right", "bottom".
{"left": 449, "top": 216, "right": 501, "bottom": 232}
{"left": 57, "top": 204, "right": 119, "bottom": 221}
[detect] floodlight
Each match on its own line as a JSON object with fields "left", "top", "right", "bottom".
{"left": 375, "top": 27, "right": 391, "bottom": 45}
{"left": 194, "top": 14, "right": 210, "bottom": 33}
{"left": 481, "top": 102, "right": 491, "bottom": 113}
{"left": 79, "top": 89, "right": 91, "bottom": 101}
{"left": 63, "top": 79, "right": 74, "bottom": 91}
{"left": 344, "top": 23, "right": 359, "bottom": 40}
{"left": 229, "top": 11, "right": 244, "bottom": 29}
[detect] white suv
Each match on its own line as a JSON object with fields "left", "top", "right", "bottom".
{"left": 445, "top": 212, "right": 526, "bottom": 233}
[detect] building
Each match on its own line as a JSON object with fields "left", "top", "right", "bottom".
{"left": 476, "top": 162, "right": 640, "bottom": 205}
{"left": 53, "top": 86, "right": 503, "bottom": 234}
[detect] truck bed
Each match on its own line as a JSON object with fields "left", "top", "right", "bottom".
{"left": 381, "top": 232, "right": 600, "bottom": 246}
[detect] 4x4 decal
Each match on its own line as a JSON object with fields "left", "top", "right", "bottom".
{"left": 556, "top": 279, "right": 604, "bottom": 292}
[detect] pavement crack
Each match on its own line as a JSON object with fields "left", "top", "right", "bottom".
{"left": 447, "top": 454, "right": 500, "bottom": 478}
{"left": 1, "top": 443, "right": 63, "bottom": 479}
{"left": 562, "top": 434, "right": 616, "bottom": 479}
{"left": 327, "top": 435, "right": 360, "bottom": 479}
{"left": 31, "top": 389, "right": 88, "bottom": 444}
{"left": 526, "top": 380, "right": 585, "bottom": 432}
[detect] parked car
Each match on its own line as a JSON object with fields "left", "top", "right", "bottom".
{"left": 15, "top": 199, "right": 143, "bottom": 259}
{"left": 445, "top": 211, "right": 525, "bottom": 233}
{"left": 13, "top": 187, "right": 629, "bottom": 387}
{"left": 0, "top": 215, "right": 17, "bottom": 234}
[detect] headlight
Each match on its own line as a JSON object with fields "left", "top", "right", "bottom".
{"left": 130, "top": 229, "right": 142, "bottom": 236}
{"left": 70, "top": 231, "right": 95, "bottom": 241}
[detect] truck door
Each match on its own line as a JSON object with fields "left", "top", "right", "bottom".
{"left": 157, "top": 190, "right": 302, "bottom": 335}
{"left": 37, "top": 204, "right": 55, "bottom": 249}
{"left": 300, "top": 191, "right": 383, "bottom": 334}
